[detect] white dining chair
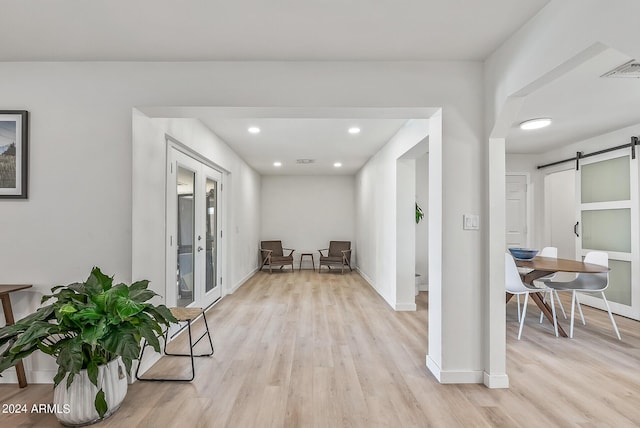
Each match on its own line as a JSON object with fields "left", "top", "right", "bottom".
{"left": 506, "top": 253, "right": 558, "bottom": 339}
{"left": 534, "top": 246, "right": 568, "bottom": 322}
{"left": 539, "top": 251, "right": 621, "bottom": 340}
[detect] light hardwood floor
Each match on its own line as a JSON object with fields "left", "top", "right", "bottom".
{"left": 1, "top": 270, "right": 639, "bottom": 427}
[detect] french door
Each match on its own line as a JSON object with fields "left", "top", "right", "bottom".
{"left": 166, "top": 147, "right": 223, "bottom": 310}
{"left": 575, "top": 151, "right": 640, "bottom": 320}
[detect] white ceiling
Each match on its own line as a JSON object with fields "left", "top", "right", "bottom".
{"left": 0, "top": 0, "right": 549, "bottom": 61}
{"left": 506, "top": 48, "right": 640, "bottom": 154}
{"left": 200, "top": 118, "right": 410, "bottom": 175}
{"left": 11, "top": 0, "right": 633, "bottom": 168}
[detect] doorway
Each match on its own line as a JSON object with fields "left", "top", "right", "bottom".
{"left": 166, "top": 146, "right": 223, "bottom": 310}
{"left": 505, "top": 174, "right": 528, "bottom": 248}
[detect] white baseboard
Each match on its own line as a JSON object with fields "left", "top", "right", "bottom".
{"left": 228, "top": 267, "right": 259, "bottom": 294}
{"left": 483, "top": 371, "right": 509, "bottom": 389}
{"left": 0, "top": 369, "right": 56, "bottom": 385}
{"left": 395, "top": 302, "right": 417, "bottom": 311}
{"left": 426, "top": 355, "right": 483, "bottom": 384}
{"left": 418, "top": 283, "right": 429, "bottom": 292}
{"left": 356, "top": 267, "right": 397, "bottom": 311}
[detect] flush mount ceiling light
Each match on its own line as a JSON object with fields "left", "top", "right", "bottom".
{"left": 273, "top": 161, "right": 282, "bottom": 167}
{"left": 248, "top": 126, "right": 261, "bottom": 134}
{"left": 348, "top": 127, "right": 361, "bottom": 134}
{"left": 519, "top": 118, "right": 552, "bottom": 130}
{"left": 334, "top": 162, "right": 342, "bottom": 168}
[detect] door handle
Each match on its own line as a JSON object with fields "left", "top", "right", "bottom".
{"left": 574, "top": 222, "right": 580, "bottom": 238}
{"left": 197, "top": 246, "right": 204, "bottom": 252}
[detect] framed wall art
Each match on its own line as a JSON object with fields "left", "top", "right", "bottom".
{"left": 0, "top": 111, "right": 28, "bottom": 199}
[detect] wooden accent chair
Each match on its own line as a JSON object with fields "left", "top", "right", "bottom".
{"left": 260, "top": 240, "right": 295, "bottom": 273}
{"left": 318, "top": 241, "right": 352, "bottom": 274}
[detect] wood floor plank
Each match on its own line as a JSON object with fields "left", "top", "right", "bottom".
{"left": 1, "top": 270, "right": 639, "bottom": 427}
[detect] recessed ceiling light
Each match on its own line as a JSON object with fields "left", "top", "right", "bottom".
{"left": 273, "top": 161, "right": 282, "bottom": 167}
{"left": 248, "top": 126, "right": 261, "bottom": 134}
{"left": 519, "top": 118, "right": 552, "bottom": 130}
{"left": 334, "top": 162, "right": 342, "bottom": 168}
{"left": 348, "top": 127, "right": 361, "bottom": 134}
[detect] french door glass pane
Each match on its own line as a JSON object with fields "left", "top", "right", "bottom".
{"left": 600, "top": 260, "right": 632, "bottom": 306}
{"left": 205, "top": 178, "right": 217, "bottom": 293}
{"left": 581, "top": 208, "right": 631, "bottom": 252}
{"left": 177, "top": 166, "right": 195, "bottom": 307}
{"left": 581, "top": 156, "right": 630, "bottom": 203}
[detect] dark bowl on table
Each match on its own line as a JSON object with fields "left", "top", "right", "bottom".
{"left": 508, "top": 248, "right": 539, "bottom": 261}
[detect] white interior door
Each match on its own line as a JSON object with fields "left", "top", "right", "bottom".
{"left": 575, "top": 151, "right": 639, "bottom": 320}
{"left": 166, "top": 147, "right": 223, "bottom": 310}
{"left": 544, "top": 169, "right": 576, "bottom": 259}
{"left": 506, "top": 175, "right": 528, "bottom": 248}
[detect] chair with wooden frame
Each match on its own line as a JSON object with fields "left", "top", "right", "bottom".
{"left": 260, "top": 240, "right": 295, "bottom": 273}
{"left": 318, "top": 241, "right": 352, "bottom": 274}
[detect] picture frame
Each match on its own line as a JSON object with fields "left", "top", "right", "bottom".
{"left": 0, "top": 111, "right": 28, "bottom": 199}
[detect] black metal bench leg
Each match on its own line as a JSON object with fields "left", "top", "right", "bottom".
{"left": 136, "top": 314, "right": 213, "bottom": 382}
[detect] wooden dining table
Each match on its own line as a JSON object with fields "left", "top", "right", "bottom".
{"left": 507, "top": 256, "right": 609, "bottom": 338}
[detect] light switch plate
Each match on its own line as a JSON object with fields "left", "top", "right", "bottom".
{"left": 463, "top": 214, "right": 480, "bottom": 230}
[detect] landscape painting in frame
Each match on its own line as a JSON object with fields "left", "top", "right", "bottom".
{"left": 0, "top": 111, "right": 28, "bottom": 199}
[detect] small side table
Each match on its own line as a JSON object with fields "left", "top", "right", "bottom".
{"left": 0, "top": 284, "right": 33, "bottom": 388}
{"left": 299, "top": 253, "right": 315, "bottom": 271}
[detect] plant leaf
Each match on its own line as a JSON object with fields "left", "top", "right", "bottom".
{"left": 91, "top": 267, "right": 114, "bottom": 292}
{"left": 129, "top": 280, "right": 150, "bottom": 291}
{"left": 10, "top": 321, "right": 55, "bottom": 353}
{"left": 55, "top": 338, "right": 83, "bottom": 389}
{"left": 115, "top": 298, "right": 144, "bottom": 320}
{"left": 129, "top": 289, "right": 157, "bottom": 303}
{"left": 87, "top": 360, "right": 99, "bottom": 387}
{"left": 58, "top": 303, "right": 78, "bottom": 316}
{"left": 147, "top": 305, "right": 177, "bottom": 325}
{"left": 53, "top": 365, "right": 67, "bottom": 387}
{"left": 95, "top": 389, "right": 108, "bottom": 419}
{"left": 138, "top": 322, "right": 161, "bottom": 353}
{"left": 80, "top": 320, "right": 107, "bottom": 347}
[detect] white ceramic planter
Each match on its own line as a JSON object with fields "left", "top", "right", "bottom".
{"left": 53, "top": 357, "right": 128, "bottom": 426}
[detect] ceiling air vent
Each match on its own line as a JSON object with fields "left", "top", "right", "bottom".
{"left": 601, "top": 60, "right": 640, "bottom": 78}
{"left": 295, "top": 159, "right": 315, "bottom": 164}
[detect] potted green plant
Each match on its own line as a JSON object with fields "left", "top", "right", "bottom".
{"left": 0, "top": 267, "right": 176, "bottom": 426}
{"left": 416, "top": 202, "right": 425, "bottom": 224}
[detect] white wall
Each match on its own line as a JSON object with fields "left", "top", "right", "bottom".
{"left": 260, "top": 175, "right": 355, "bottom": 268}
{"left": 355, "top": 120, "right": 428, "bottom": 310}
{"left": 415, "top": 152, "right": 429, "bottom": 289}
{"left": 0, "top": 60, "right": 485, "bottom": 385}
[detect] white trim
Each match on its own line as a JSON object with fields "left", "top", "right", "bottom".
{"left": 395, "top": 302, "right": 417, "bottom": 311}
{"left": 0, "top": 370, "right": 57, "bottom": 385}
{"left": 581, "top": 201, "right": 631, "bottom": 210}
{"left": 426, "top": 355, "right": 483, "bottom": 384}
{"left": 356, "top": 267, "right": 396, "bottom": 311}
{"left": 229, "top": 267, "right": 259, "bottom": 294}
{"left": 483, "top": 371, "right": 509, "bottom": 389}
